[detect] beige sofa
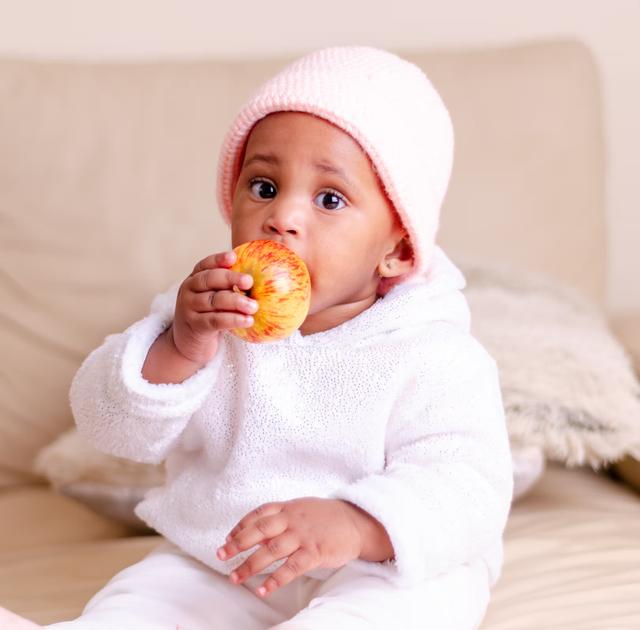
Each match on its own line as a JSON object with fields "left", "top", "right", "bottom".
{"left": 1, "top": 39, "right": 640, "bottom": 628}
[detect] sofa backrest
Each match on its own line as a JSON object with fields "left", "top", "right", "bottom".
{"left": 0, "top": 39, "right": 605, "bottom": 486}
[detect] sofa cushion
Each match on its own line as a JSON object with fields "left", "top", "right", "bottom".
{"left": 610, "top": 314, "right": 640, "bottom": 376}
{"left": 0, "top": 484, "right": 134, "bottom": 554}
{"left": 0, "top": 537, "right": 160, "bottom": 625}
{"left": 482, "top": 463, "right": 640, "bottom": 629}
{"left": 0, "top": 40, "right": 605, "bottom": 486}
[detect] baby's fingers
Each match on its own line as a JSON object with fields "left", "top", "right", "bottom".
{"left": 223, "top": 532, "right": 297, "bottom": 587}
{"left": 190, "top": 250, "right": 237, "bottom": 276}
{"left": 190, "top": 289, "right": 259, "bottom": 316}
{"left": 189, "top": 267, "right": 253, "bottom": 294}
{"left": 190, "top": 310, "right": 254, "bottom": 331}
{"left": 257, "top": 548, "right": 316, "bottom": 597}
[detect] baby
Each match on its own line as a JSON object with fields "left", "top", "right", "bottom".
{"left": 1, "top": 46, "right": 513, "bottom": 629}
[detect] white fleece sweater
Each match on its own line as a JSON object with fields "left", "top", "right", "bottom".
{"left": 69, "top": 246, "right": 513, "bottom": 588}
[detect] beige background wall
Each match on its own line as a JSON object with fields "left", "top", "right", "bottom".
{"left": 0, "top": 0, "right": 637, "bottom": 316}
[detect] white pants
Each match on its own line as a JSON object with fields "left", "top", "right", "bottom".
{"left": 45, "top": 540, "right": 491, "bottom": 630}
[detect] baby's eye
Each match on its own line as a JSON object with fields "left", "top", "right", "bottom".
{"left": 314, "top": 190, "right": 346, "bottom": 211}
{"left": 249, "top": 178, "right": 277, "bottom": 199}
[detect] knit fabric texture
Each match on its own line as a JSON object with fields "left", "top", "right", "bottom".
{"left": 215, "top": 45, "right": 455, "bottom": 296}
{"left": 69, "top": 246, "right": 513, "bottom": 589}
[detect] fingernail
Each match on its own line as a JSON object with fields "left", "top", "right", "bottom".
{"left": 217, "top": 547, "right": 227, "bottom": 560}
{"left": 230, "top": 571, "right": 239, "bottom": 583}
{"left": 257, "top": 586, "right": 267, "bottom": 596}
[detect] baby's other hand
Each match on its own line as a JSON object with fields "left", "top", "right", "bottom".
{"left": 216, "top": 497, "right": 363, "bottom": 597}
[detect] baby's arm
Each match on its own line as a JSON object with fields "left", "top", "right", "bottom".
{"left": 70, "top": 250, "right": 257, "bottom": 465}
{"left": 328, "top": 327, "right": 514, "bottom": 587}
{"left": 141, "top": 323, "right": 209, "bottom": 384}
{"left": 69, "top": 280, "right": 223, "bottom": 465}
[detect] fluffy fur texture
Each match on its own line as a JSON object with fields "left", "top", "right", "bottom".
{"left": 460, "top": 259, "right": 640, "bottom": 469}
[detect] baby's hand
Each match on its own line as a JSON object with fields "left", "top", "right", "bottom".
{"left": 216, "top": 497, "right": 363, "bottom": 597}
{"left": 170, "top": 250, "right": 259, "bottom": 364}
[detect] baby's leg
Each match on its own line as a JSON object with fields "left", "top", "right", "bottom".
{"left": 0, "top": 606, "right": 42, "bottom": 629}
{"left": 271, "top": 559, "right": 491, "bottom": 630}
{"left": 37, "top": 540, "right": 300, "bottom": 630}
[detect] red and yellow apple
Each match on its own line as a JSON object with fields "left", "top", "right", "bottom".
{"left": 228, "top": 239, "right": 311, "bottom": 343}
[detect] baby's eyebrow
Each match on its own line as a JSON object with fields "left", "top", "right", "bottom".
{"left": 243, "top": 153, "right": 278, "bottom": 169}
{"left": 243, "top": 153, "right": 358, "bottom": 192}
{"left": 313, "top": 161, "right": 357, "bottom": 191}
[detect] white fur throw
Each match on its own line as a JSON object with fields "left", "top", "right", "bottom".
{"left": 459, "top": 259, "right": 640, "bottom": 469}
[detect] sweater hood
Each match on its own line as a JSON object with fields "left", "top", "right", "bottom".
{"left": 282, "top": 246, "right": 470, "bottom": 348}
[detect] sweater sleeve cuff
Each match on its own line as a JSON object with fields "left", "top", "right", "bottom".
{"left": 116, "top": 308, "right": 224, "bottom": 418}
{"left": 329, "top": 477, "right": 417, "bottom": 587}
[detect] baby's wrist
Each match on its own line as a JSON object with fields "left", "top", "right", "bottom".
{"left": 142, "top": 325, "right": 209, "bottom": 384}
{"left": 167, "top": 325, "right": 218, "bottom": 367}
{"left": 339, "top": 500, "right": 394, "bottom": 563}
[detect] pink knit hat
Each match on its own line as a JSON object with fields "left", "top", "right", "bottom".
{"left": 215, "top": 45, "right": 454, "bottom": 296}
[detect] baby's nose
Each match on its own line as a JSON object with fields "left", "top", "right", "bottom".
{"left": 263, "top": 205, "right": 302, "bottom": 236}
{"left": 267, "top": 223, "right": 298, "bottom": 236}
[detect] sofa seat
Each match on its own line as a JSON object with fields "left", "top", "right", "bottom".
{"left": 0, "top": 537, "right": 159, "bottom": 625}
{"left": 0, "top": 484, "right": 134, "bottom": 554}
{"left": 1, "top": 464, "right": 638, "bottom": 627}
{"left": 482, "top": 464, "right": 640, "bottom": 629}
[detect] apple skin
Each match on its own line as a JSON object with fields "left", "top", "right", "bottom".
{"left": 228, "top": 239, "right": 311, "bottom": 343}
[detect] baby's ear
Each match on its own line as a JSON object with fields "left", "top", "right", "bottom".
{"left": 378, "top": 236, "right": 414, "bottom": 278}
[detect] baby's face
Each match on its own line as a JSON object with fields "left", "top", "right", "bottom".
{"left": 231, "top": 111, "right": 406, "bottom": 332}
